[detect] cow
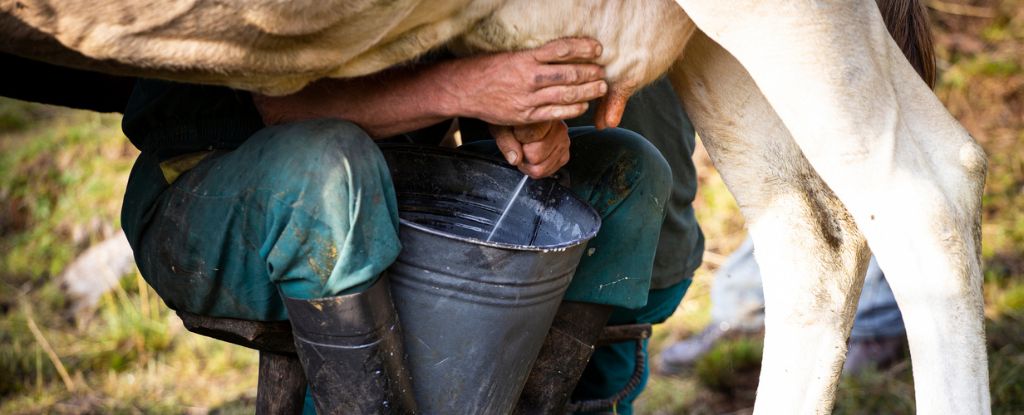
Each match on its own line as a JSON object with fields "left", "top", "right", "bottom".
{"left": 0, "top": 0, "right": 991, "bottom": 413}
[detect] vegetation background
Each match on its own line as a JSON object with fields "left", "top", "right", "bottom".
{"left": 0, "top": 0, "right": 1020, "bottom": 413}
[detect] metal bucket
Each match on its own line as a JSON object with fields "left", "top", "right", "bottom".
{"left": 381, "top": 145, "right": 601, "bottom": 414}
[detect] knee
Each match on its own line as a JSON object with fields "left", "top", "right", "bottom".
{"left": 581, "top": 127, "right": 673, "bottom": 207}
{"left": 254, "top": 119, "right": 391, "bottom": 192}
{"left": 261, "top": 118, "right": 384, "bottom": 167}
{"left": 253, "top": 121, "right": 400, "bottom": 298}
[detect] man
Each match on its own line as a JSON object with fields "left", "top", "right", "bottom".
{"left": 119, "top": 37, "right": 675, "bottom": 413}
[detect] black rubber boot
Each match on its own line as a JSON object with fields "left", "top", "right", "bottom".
{"left": 514, "top": 301, "right": 614, "bottom": 415}
{"left": 283, "top": 275, "right": 416, "bottom": 415}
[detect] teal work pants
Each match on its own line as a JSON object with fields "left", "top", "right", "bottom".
{"left": 126, "top": 119, "right": 401, "bottom": 321}
{"left": 124, "top": 119, "right": 671, "bottom": 321}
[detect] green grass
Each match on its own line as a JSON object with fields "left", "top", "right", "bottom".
{"left": 0, "top": 101, "right": 136, "bottom": 282}
{"left": 0, "top": 273, "right": 260, "bottom": 414}
{"left": 694, "top": 338, "right": 762, "bottom": 394}
{"left": 0, "top": 98, "right": 259, "bottom": 413}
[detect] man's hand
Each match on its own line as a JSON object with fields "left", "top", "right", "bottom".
{"left": 253, "top": 37, "right": 607, "bottom": 140}
{"left": 447, "top": 38, "right": 607, "bottom": 126}
{"left": 492, "top": 120, "right": 570, "bottom": 179}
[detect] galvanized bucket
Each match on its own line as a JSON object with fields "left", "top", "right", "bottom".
{"left": 381, "top": 145, "right": 601, "bottom": 414}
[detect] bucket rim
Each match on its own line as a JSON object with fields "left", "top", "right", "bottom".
{"left": 382, "top": 144, "right": 602, "bottom": 252}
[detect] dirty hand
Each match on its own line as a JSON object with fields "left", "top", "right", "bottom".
{"left": 492, "top": 120, "right": 570, "bottom": 179}
{"left": 448, "top": 38, "right": 608, "bottom": 126}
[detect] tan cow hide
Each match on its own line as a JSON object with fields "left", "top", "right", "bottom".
{"left": 1, "top": 0, "right": 693, "bottom": 104}
{"left": 1, "top": 0, "right": 503, "bottom": 94}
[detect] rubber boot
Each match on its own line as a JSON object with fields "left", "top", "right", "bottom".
{"left": 514, "top": 301, "right": 614, "bottom": 414}
{"left": 282, "top": 275, "right": 417, "bottom": 415}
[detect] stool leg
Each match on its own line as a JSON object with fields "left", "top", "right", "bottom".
{"left": 257, "top": 351, "right": 307, "bottom": 415}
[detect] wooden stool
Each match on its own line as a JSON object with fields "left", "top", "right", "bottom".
{"left": 177, "top": 311, "right": 307, "bottom": 414}
{"left": 177, "top": 312, "right": 651, "bottom": 414}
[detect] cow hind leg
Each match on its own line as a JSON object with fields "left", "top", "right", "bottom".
{"left": 669, "top": 32, "right": 871, "bottom": 414}
{"left": 676, "top": 0, "right": 990, "bottom": 413}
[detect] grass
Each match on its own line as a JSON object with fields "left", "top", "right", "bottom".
{"left": 0, "top": 99, "right": 135, "bottom": 281}
{"left": 0, "top": 274, "right": 260, "bottom": 414}
{"left": 0, "top": 99, "right": 259, "bottom": 414}
{"left": 0, "top": 1, "right": 1022, "bottom": 413}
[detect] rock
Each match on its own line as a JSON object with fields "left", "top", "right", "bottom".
{"left": 59, "top": 230, "right": 136, "bottom": 323}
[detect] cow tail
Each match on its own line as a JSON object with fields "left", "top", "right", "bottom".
{"left": 876, "top": 0, "right": 937, "bottom": 88}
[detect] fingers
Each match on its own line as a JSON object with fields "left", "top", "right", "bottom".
{"left": 533, "top": 80, "right": 608, "bottom": 106}
{"left": 531, "top": 64, "right": 604, "bottom": 89}
{"left": 519, "top": 140, "right": 569, "bottom": 178}
{"left": 512, "top": 122, "right": 554, "bottom": 144}
{"left": 518, "top": 122, "right": 569, "bottom": 178}
{"left": 525, "top": 103, "right": 589, "bottom": 123}
{"left": 491, "top": 121, "right": 569, "bottom": 178}
{"left": 461, "top": 37, "right": 605, "bottom": 127}
{"left": 531, "top": 38, "right": 603, "bottom": 64}
{"left": 518, "top": 123, "right": 559, "bottom": 161}
{"left": 492, "top": 125, "right": 524, "bottom": 166}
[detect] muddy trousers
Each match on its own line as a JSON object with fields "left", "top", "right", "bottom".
{"left": 125, "top": 119, "right": 671, "bottom": 321}
{"left": 126, "top": 120, "right": 402, "bottom": 321}
{"left": 124, "top": 119, "right": 671, "bottom": 413}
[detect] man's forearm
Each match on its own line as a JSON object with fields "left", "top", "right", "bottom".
{"left": 253, "top": 61, "right": 463, "bottom": 138}
{"left": 253, "top": 38, "right": 608, "bottom": 141}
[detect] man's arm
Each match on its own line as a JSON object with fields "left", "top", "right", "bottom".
{"left": 253, "top": 38, "right": 605, "bottom": 137}
{"left": 253, "top": 38, "right": 607, "bottom": 178}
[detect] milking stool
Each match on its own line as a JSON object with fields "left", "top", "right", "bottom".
{"left": 177, "top": 312, "right": 651, "bottom": 414}
{"left": 176, "top": 311, "right": 307, "bottom": 414}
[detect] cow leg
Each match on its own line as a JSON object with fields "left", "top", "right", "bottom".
{"left": 669, "top": 32, "right": 871, "bottom": 414}
{"left": 675, "top": 1, "right": 990, "bottom": 414}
